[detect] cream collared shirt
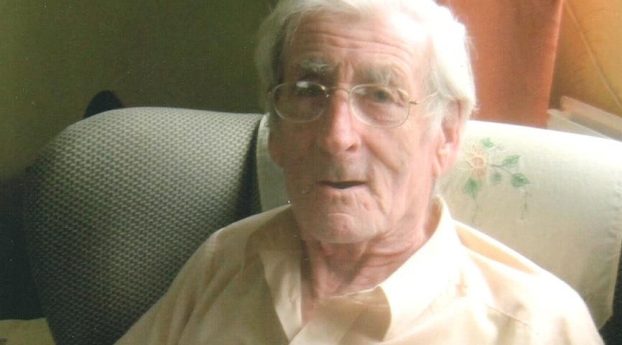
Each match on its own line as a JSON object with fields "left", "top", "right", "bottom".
{"left": 115, "top": 200, "right": 603, "bottom": 344}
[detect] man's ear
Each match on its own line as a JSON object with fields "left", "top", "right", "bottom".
{"left": 268, "top": 129, "right": 284, "bottom": 168}
{"left": 434, "top": 104, "right": 465, "bottom": 176}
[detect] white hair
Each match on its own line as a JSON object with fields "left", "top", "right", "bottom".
{"left": 255, "top": 0, "right": 476, "bottom": 129}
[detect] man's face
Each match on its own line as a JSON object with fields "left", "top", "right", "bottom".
{"left": 269, "top": 11, "right": 461, "bottom": 244}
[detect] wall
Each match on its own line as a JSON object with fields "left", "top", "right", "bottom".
{"left": 550, "top": 0, "right": 622, "bottom": 117}
{"left": 0, "top": 1, "right": 272, "bottom": 182}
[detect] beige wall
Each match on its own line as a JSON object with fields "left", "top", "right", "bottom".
{"left": 0, "top": 1, "right": 272, "bottom": 182}
{"left": 551, "top": 0, "right": 622, "bottom": 116}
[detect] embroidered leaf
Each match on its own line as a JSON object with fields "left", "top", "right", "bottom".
{"left": 511, "top": 173, "right": 530, "bottom": 188}
{"left": 491, "top": 171, "right": 503, "bottom": 185}
{"left": 501, "top": 155, "right": 520, "bottom": 168}
{"left": 464, "top": 178, "right": 481, "bottom": 199}
{"left": 481, "top": 138, "right": 495, "bottom": 149}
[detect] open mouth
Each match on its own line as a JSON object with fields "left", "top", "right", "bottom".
{"left": 320, "top": 181, "right": 364, "bottom": 189}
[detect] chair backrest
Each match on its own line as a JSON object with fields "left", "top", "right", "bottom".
{"left": 24, "top": 108, "right": 262, "bottom": 345}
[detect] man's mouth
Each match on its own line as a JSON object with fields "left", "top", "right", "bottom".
{"left": 320, "top": 181, "right": 365, "bottom": 189}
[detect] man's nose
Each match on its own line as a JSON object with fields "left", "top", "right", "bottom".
{"left": 317, "top": 89, "right": 361, "bottom": 154}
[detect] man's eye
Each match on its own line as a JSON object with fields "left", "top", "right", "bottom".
{"left": 294, "top": 82, "right": 325, "bottom": 97}
{"left": 363, "top": 87, "right": 396, "bottom": 103}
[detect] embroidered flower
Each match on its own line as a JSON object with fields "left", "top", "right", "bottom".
{"left": 466, "top": 146, "right": 489, "bottom": 179}
{"left": 462, "top": 138, "right": 529, "bottom": 199}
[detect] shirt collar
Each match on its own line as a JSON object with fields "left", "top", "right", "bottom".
{"left": 246, "top": 206, "right": 304, "bottom": 339}
{"left": 248, "top": 199, "right": 463, "bottom": 341}
{"left": 378, "top": 198, "right": 463, "bottom": 340}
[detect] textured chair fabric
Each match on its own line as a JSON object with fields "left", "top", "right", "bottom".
{"left": 23, "top": 108, "right": 262, "bottom": 345}
{"left": 257, "top": 116, "right": 622, "bottom": 343}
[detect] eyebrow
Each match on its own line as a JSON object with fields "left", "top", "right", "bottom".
{"left": 295, "top": 58, "right": 407, "bottom": 86}
{"left": 296, "top": 58, "right": 335, "bottom": 79}
{"left": 363, "top": 65, "right": 405, "bottom": 86}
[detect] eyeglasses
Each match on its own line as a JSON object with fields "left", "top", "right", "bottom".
{"left": 268, "top": 81, "right": 419, "bottom": 128}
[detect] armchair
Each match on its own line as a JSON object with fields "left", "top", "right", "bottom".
{"left": 23, "top": 108, "right": 263, "bottom": 344}
{"left": 23, "top": 107, "right": 622, "bottom": 344}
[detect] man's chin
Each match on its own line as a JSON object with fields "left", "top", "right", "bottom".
{"left": 302, "top": 214, "right": 380, "bottom": 244}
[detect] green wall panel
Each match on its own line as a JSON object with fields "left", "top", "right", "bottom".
{"left": 0, "top": 1, "right": 272, "bottom": 181}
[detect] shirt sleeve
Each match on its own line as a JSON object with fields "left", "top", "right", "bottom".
{"left": 533, "top": 283, "right": 605, "bottom": 345}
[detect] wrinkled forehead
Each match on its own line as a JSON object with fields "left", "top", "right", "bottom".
{"left": 291, "top": 56, "right": 409, "bottom": 87}
{"left": 281, "top": 9, "right": 431, "bottom": 85}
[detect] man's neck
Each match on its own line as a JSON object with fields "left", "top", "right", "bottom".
{"left": 300, "top": 203, "right": 441, "bottom": 321}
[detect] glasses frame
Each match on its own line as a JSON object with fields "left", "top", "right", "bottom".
{"left": 268, "top": 81, "right": 420, "bottom": 128}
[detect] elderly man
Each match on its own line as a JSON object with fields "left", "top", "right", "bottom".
{"left": 116, "top": 0, "right": 603, "bottom": 343}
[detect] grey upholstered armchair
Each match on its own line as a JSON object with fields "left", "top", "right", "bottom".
{"left": 23, "top": 108, "right": 263, "bottom": 344}
{"left": 23, "top": 107, "right": 621, "bottom": 344}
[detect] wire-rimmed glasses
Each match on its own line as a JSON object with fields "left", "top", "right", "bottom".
{"left": 268, "top": 81, "right": 419, "bottom": 128}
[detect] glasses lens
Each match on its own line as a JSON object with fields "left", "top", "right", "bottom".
{"left": 273, "top": 81, "right": 326, "bottom": 122}
{"left": 352, "top": 85, "right": 410, "bottom": 127}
